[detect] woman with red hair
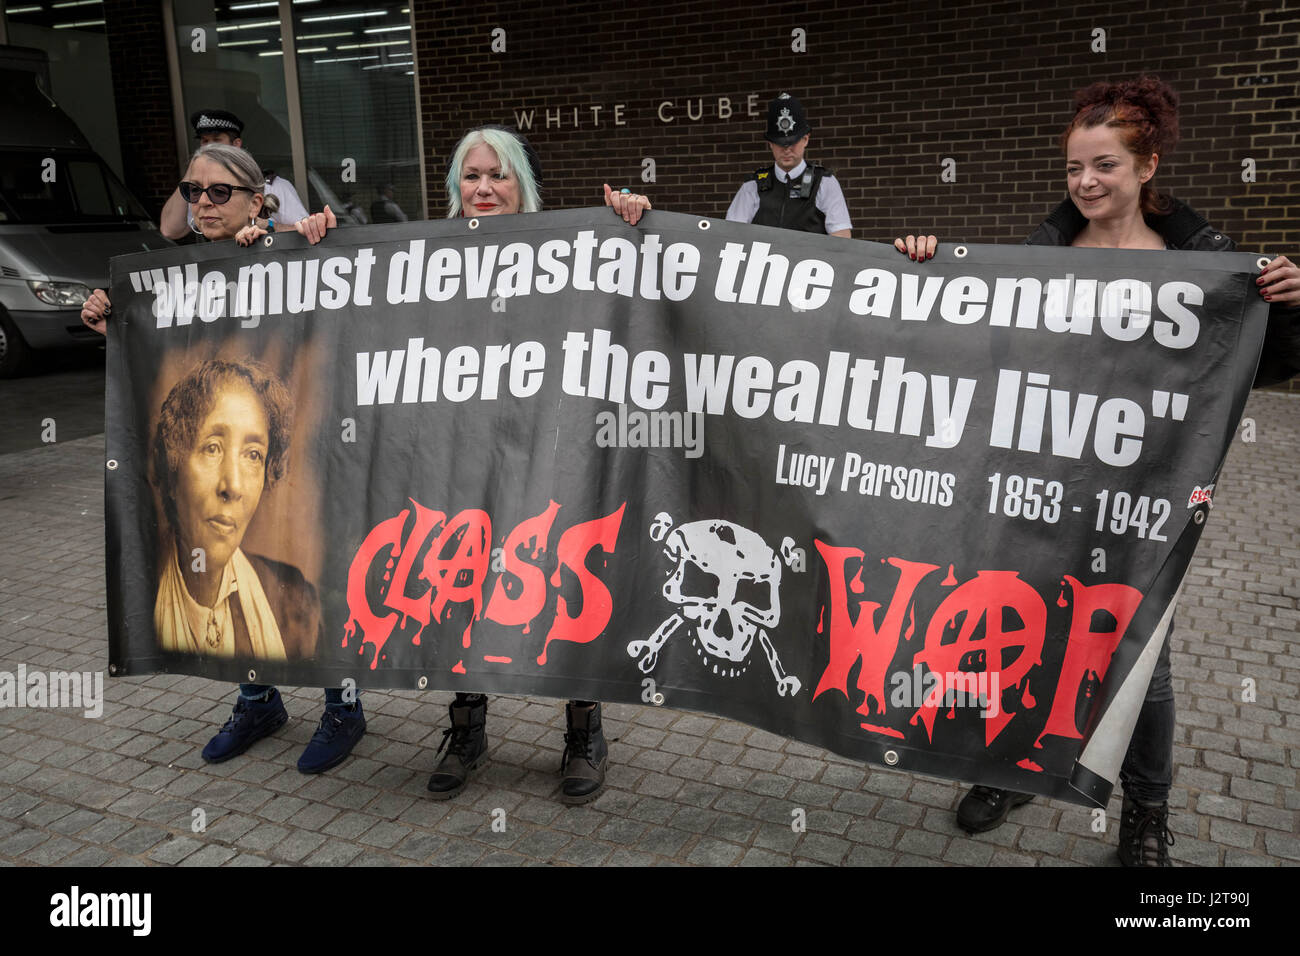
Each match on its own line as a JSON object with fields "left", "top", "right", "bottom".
{"left": 954, "top": 76, "right": 1300, "bottom": 866}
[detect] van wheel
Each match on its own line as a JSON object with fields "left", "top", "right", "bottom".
{"left": 0, "top": 310, "right": 32, "bottom": 378}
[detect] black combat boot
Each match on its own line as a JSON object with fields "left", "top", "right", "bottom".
{"left": 427, "top": 693, "right": 488, "bottom": 799}
{"left": 560, "top": 700, "right": 609, "bottom": 805}
{"left": 1118, "top": 796, "right": 1174, "bottom": 866}
{"left": 956, "top": 785, "right": 1034, "bottom": 833}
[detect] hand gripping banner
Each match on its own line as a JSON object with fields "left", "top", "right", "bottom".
{"left": 105, "top": 209, "right": 1269, "bottom": 806}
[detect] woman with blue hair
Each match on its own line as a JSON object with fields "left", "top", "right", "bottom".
{"left": 445, "top": 124, "right": 648, "bottom": 222}
{"left": 429, "top": 125, "right": 649, "bottom": 804}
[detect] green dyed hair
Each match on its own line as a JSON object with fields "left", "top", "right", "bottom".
{"left": 445, "top": 127, "right": 541, "bottom": 217}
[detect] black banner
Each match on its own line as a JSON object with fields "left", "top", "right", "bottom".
{"left": 105, "top": 209, "right": 1268, "bottom": 805}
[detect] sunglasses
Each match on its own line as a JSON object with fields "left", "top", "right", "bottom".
{"left": 178, "top": 181, "right": 256, "bottom": 204}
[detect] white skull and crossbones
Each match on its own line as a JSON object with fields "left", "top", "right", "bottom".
{"left": 629, "top": 514, "right": 802, "bottom": 696}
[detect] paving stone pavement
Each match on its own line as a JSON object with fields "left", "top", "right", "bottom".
{"left": 0, "top": 392, "right": 1295, "bottom": 867}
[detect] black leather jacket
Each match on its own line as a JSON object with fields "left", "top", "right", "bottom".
{"left": 1027, "top": 198, "right": 1300, "bottom": 387}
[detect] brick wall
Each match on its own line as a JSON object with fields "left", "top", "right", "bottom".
{"left": 410, "top": 0, "right": 1299, "bottom": 244}
{"left": 95, "top": 0, "right": 1299, "bottom": 386}
{"left": 102, "top": 0, "right": 177, "bottom": 218}
{"left": 97, "top": 1, "right": 1300, "bottom": 260}
{"left": 411, "top": 0, "right": 1299, "bottom": 389}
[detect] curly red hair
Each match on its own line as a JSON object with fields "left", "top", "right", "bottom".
{"left": 1061, "top": 75, "right": 1180, "bottom": 214}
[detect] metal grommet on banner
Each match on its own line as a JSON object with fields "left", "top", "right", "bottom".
{"left": 106, "top": 459, "right": 118, "bottom": 470}
{"left": 884, "top": 750, "right": 899, "bottom": 766}
{"left": 698, "top": 220, "right": 710, "bottom": 230}
{"left": 247, "top": 669, "right": 257, "bottom": 682}
{"left": 108, "top": 664, "right": 116, "bottom": 675}
{"left": 262, "top": 235, "right": 274, "bottom": 248}
{"left": 954, "top": 245, "right": 968, "bottom": 258}
{"left": 468, "top": 218, "right": 480, "bottom": 230}
{"left": 1193, "top": 509, "right": 1206, "bottom": 525}
{"left": 417, "top": 676, "right": 428, "bottom": 690}
{"left": 1257, "top": 256, "right": 1270, "bottom": 270}
{"left": 652, "top": 692, "right": 665, "bottom": 706}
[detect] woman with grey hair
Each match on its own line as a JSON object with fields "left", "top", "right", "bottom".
{"left": 428, "top": 125, "right": 648, "bottom": 805}
{"left": 79, "top": 147, "right": 359, "bottom": 774}
{"left": 185, "top": 142, "right": 335, "bottom": 245}
{"left": 445, "top": 124, "right": 649, "bottom": 223}
{"left": 80, "top": 144, "right": 334, "bottom": 332}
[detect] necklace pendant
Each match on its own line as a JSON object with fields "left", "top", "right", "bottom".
{"left": 205, "top": 611, "right": 222, "bottom": 649}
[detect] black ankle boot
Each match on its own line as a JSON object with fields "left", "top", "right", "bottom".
{"left": 956, "top": 785, "right": 1034, "bottom": 833}
{"left": 427, "top": 693, "right": 488, "bottom": 799}
{"left": 1118, "top": 796, "right": 1174, "bottom": 867}
{"left": 560, "top": 700, "right": 609, "bottom": 805}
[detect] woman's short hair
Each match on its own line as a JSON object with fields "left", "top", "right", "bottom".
{"left": 152, "top": 357, "right": 293, "bottom": 530}
{"left": 189, "top": 143, "right": 280, "bottom": 216}
{"left": 445, "top": 126, "right": 542, "bottom": 217}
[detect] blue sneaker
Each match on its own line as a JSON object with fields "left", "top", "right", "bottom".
{"left": 202, "top": 688, "right": 289, "bottom": 763}
{"left": 297, "top": 701, "right": 366, "bottom": 774}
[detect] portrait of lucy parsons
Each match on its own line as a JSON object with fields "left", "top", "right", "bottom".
{"left": 151, "top": 357, "right": 320, "bottom": 660}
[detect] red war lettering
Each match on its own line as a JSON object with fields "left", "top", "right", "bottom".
{"left": 913, "top": 571, "right": 1045, "bottom": 745}
{"left": 420, "top": 509, "right": 492, "bottom": 649}
{"left": 538, "top": 504, "right": 625, "bottom": 665}
{"left": 485, "top": 500, "right": 561, "bottom": 628}
{"left": 812, "top": 542, "right": 940, "bottom": 720}
{"left": 344, "top": 509, "right": 410, "bottom": 668}
{"left": 1035, "top": 575, "right": 1143, "bottom": 747}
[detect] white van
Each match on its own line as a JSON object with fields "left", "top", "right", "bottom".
{"left": 0, "top": 45, "right": 171, "bottom": 376}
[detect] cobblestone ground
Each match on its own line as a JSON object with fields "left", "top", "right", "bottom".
{"left": 0, "top": 393, "right": 1295, "bottom": 867}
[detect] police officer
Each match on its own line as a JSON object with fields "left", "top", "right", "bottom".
{"left": 159, "top": 109, "right": 309, "bottom": 240}
{"left": 725, "top": 93, "right": 852, "bottom": 237}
